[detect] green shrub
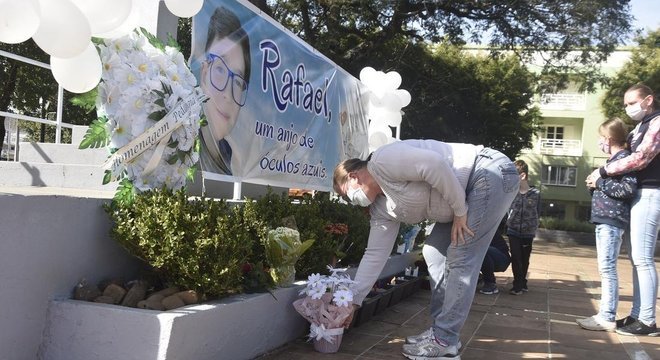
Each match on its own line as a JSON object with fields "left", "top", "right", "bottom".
{"left": 539, "top": 216, "right": 595, "bottom": 233}
{"left": 104, "top": 188, "right": 257, "bottom": 300}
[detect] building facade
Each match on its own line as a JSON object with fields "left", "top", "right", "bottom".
{"left": 518, "top": 50, "right": 632, "bottom": 221}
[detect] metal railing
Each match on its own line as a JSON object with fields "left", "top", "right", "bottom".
{"left": 538, "top": 138, "right": 582, "bottom": 156}
{"left": 0, "top": 49, "right": 71, "bottom": 161}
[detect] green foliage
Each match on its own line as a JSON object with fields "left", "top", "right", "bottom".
{"left": 104, "top": 188, "right": 258, "bottom": 299}
{"left": 539, "top": 216, "right": 595, "bottom": 233}
{"left": 602, "top": 29, "right": 660, "bottom": 120}
{"left": 249, "top": 190, "right": 371, "bottom": 276}
{"left": 78, "top": 116, "right": 110, "bottom": 149}
{"left": 263, "top": 227, "right": 314, "bottom": 285}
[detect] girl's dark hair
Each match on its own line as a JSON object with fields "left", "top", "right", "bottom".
{"left": 625, "top": 83, "right": 658, "bottom": 110}
{"left": 205, "top": 6, "right": 251, "bottom": 82}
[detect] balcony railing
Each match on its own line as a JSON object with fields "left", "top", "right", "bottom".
{"left": 539, "top": 93, "right": 586, "bottom": 111}
{"left": 538, "top": 139, "right": 582, "bottom": 156}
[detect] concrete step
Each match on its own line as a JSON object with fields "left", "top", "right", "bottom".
{"left": 0, "top": 161, "right": 117, "bottom": 192}
{"left": 18, "top": 142, "right": 110, "bottom": 166}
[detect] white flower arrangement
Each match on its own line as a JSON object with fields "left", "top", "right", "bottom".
{"left": 80, "top": 29, "right": 206, "bottom": 202}
{"left": 293, "top": 266, "right": 356, "bottom": 343}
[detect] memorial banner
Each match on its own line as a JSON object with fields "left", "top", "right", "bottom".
{"left": 190, "top": 0, "right": 369, "bottom": 191}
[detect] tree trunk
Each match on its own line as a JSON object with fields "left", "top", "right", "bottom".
{"left": 0, "top": 62, "right": 19, "bottom": 158}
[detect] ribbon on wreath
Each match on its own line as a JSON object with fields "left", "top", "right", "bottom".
{"left": 309, "top": 323, "right": 344, "bottom": 343}
{"left": 102, "top": 92, "right": 208, "bottom": 180}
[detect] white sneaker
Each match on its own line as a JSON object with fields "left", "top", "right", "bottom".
{"left": 576, "top": 315, "right": 616, "bottom": 332}
{"left": 405, "top": 328, "right": 462, "bottom": 351}
{"left": 402, "top": 338, "right": 461, "bottom": 359}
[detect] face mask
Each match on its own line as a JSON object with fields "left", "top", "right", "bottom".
{"left": 625, "top": 95, "right": 650, "bottom": 121}
{"left": 598, "top": 138, "right": 611, "bottom": 154}
{"left": 347, "top": 187, "right": 372, "bottom": 207}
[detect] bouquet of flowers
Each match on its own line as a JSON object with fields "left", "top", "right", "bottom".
{"left": 79, "top": 28, "right": 206, "bottom": 203}
{"left": 293, "top": 266, "right": 356, "bottom": 353}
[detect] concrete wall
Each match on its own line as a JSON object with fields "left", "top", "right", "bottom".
{"left": 0, "top": 191, "right": 144, "bottom": 360}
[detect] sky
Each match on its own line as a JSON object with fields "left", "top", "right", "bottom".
{"left": 629, "top": 0, "right": 659, "bottom": 36}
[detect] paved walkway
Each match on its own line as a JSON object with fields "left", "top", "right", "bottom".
{"left": 258, "top": 239, "right": 660, "bottom": 359}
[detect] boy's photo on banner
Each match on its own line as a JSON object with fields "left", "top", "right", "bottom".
{"left": 189, "top": 0, "right": 369, "bottom": 191}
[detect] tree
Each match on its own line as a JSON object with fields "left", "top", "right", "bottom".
{"left": 262, "top": 0, "right": 633, "bottom": 91}
{"left": 601, "top": 29, "right": 660, "bottom": 120}
{"left": 400, "top": 42, "right": 541, "bottom": 159}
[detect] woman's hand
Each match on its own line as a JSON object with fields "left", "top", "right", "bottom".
{"left": 451, "top": 214, "right": 474, "bottom": 246}
{"left": 342, "top": 304, "right": 359, "bottom": 329}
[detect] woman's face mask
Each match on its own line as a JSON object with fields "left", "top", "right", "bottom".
{"left": 347, "top": 186, "right": 372, "bottom": 207}
{"left": 625, "top": 95, "right": 650, "bottom": 121}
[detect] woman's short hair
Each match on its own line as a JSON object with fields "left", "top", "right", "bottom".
{"left": 333, "top": 158, "right": 368, "bottom": 194}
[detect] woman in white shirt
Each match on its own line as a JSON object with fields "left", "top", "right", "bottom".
{"left": 333, "top": 139, "right": 519, "bottom": 359}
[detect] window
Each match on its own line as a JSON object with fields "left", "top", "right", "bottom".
{"left": 544, "top": 126, "right": 564, "bottom": 140}
{"left": 541, "top": 164, "right": 577, "bottom": 186}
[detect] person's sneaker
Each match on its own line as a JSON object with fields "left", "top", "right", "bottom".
{"left": 402, "top": 337, "right": 461, "bottom": 359}
{"left": 616, "top": 320, "right": 660, "bottom": 336}
{"left": 576, "top": 315, "right": 616, "bottom": 332}
{"left": 406, "top": 328, "right": 433, "bottom": 344}
{"left": 509, "top": 288, "right": 523, "bottom": 295}
{"left": 479, "top": 283, "right": 499, "bottom": 295}
{"left": 616, "top": 316, "right": 636, "bottom": 328}
{"left": 522, "top": 285, "right": 529, "bottom": 292}
{"left": 405, "top": 328, "right": 462, "bottom": 351}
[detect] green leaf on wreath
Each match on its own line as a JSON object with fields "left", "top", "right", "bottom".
{"left": 148, "top": 110, "right": 167, "bottom": 121}
{"left": 168, "top": 139, "right": 179, "bottom": 148}
{"left": 154, "top": 97, "right": 166, "bottom": 108}
{"left": 199, "top": 116, "right": 208, "bottom": 127}
{"left": 194, "top": 138, "right": 201, "bottom": 153}
{"left": 113, "top": 179, "right": 136, "bottom": 207}
{"left": 139, "top": 27, "right": 165, "bottom": 51}
{"left": 79, "top": 116, "right": 109, "bottom": 149}
{"left": 187, "top": 164, "right": 198, "bottom": 181}
{"left": 167, "top": 154, "right": 179, "bottom": 165}
{"left": 167, "top": 33, "right": 180, "bottom": 51}
{"left": 102, "top": 169, "right": 112, "bottom": 185}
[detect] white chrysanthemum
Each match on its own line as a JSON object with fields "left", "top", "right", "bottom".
{"left": 332, "top": 289, "right": 353, "bottom": 307}
{"left": 308, "top": 285, "right": 325, "bottom": 300}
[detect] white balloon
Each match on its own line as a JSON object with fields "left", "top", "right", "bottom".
{"left": 368, "top": 105, "right": 402, "bottom": 128}
{"left": 368, "top": 131, "right": 389, "bottom": 151}
{"left": 384, "top": 71, "right": 402, "bottom": 90}
{"left": 368, "top": 120, "right": 392, "bottom": 138}
{"left": 359, "top": 67, "right": 377, "bottom": 83}
{"left": 0, "top": 0, "right": 40, "bottom": 44}
{"left": 33, "top": 0, "right": 91, "bottom": 58}
{"left": 381, "top": 92, "right": 403, "bottom": 112}
{"left": 70, "top": 0, "right": 132, "bottom": 36}
{"left": 94, "top": 1, "right": 139, "bottom": 39}
{"left": 396, "top": 89, "right": 412, "bottom": 108}
{"left": 51, "top": 42, "right": 101, "bottom": 93}
{"left": 165, "top": 0, "right": 203, "bottom": 18}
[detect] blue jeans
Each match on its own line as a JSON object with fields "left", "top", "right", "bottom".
{"left": 481, "top": 246, "right": 511, "bottom": 284}
{"left": 423, "top": 148, "right": 519, "bottom": 345}
{"left": 627, "top": 188, "right": 660, "bottom": 325}
{"left": 594, "top": 223, "right": 624, "bottom": 322}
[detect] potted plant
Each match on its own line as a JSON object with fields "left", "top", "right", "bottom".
{"left": 263, "top": 227, "right": 314, "bottom": 286}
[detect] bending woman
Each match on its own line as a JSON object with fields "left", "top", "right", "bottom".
{"left": 334, "top": 139, "right": 519, "bottom": 359}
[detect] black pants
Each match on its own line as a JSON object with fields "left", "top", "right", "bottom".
{"left": 480, "top": 246, "right": 511, "bottom": 284}
{"left": 509, "top": 235, "right": 533, "bottom": 290}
